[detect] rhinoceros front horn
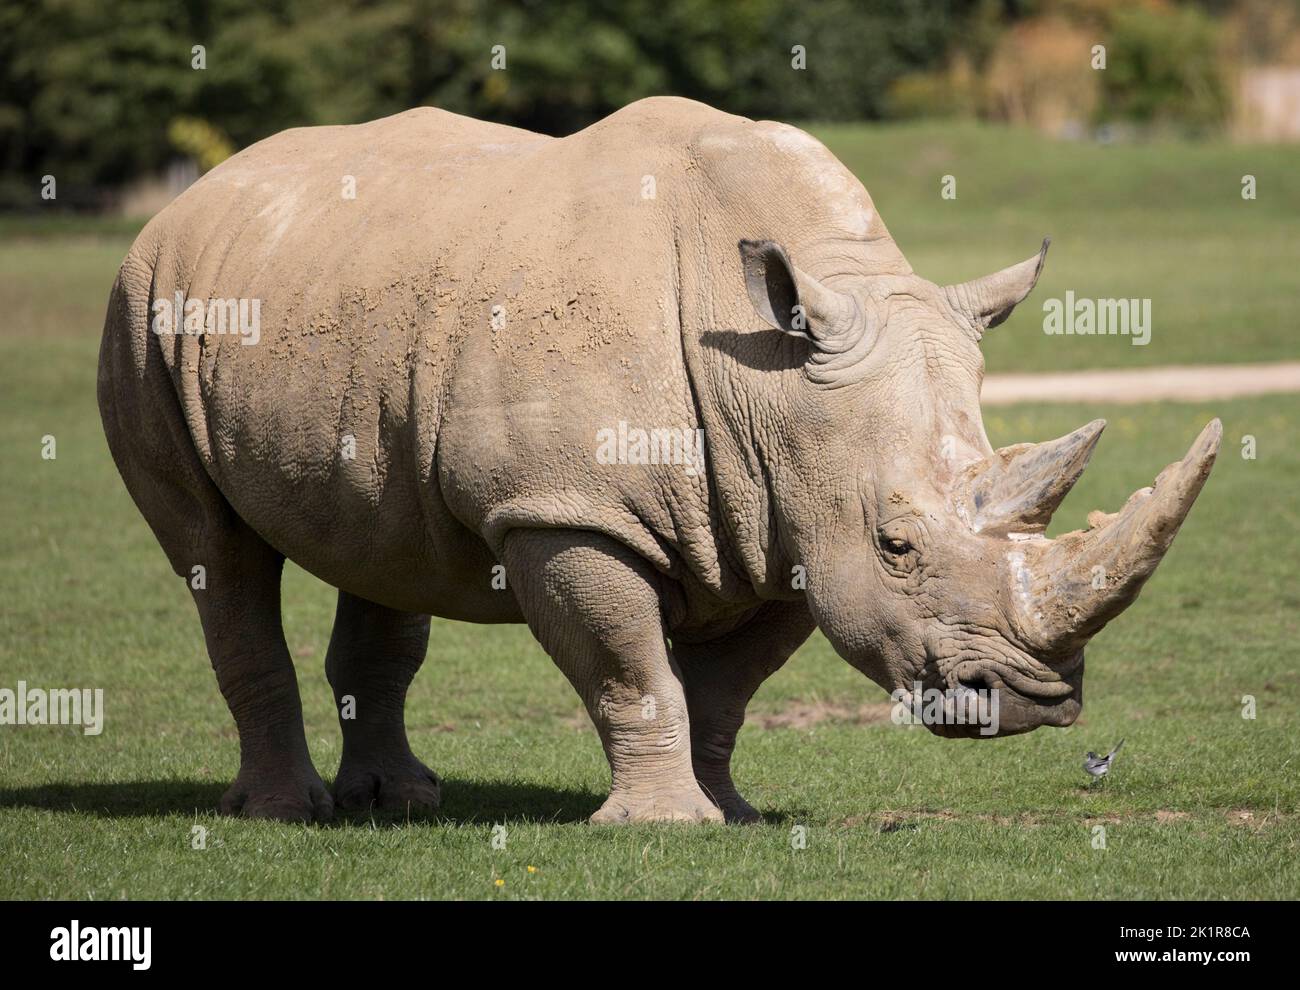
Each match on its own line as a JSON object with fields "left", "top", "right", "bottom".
{"left": 1020, "top": 419, "right": 1221, "bottom": 656}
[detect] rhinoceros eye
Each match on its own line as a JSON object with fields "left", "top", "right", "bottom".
{"left": 880, "top": 536, "right": 913, "bottom": 557}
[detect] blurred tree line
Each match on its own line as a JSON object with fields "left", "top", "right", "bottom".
{"left": 0, "top": 0, "right": 1273, "bottom": 209}
{"left": 892, "top": 0, "right": 1282, "bottom": 135}
{"left": 0, "top": 0, "right": 972, "bottom": 207}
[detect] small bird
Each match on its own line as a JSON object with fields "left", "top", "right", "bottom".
{"left": 1084, "top": 739, "right": 1125, "bottom": 780}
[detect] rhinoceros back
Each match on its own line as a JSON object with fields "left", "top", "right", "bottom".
{"left": 103, "top": 99, "right": 750, "bottom": 615}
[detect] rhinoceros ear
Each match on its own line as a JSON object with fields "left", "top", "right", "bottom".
{"left": 944, "top": 237, "right": 1050, "bottom": 334}
{"left": 738, "top": 239, "right": 862, "bottom": 353}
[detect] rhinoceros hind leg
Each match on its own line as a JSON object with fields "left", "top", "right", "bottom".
{"left": 325, "top": 591, "right": 440, "bottom": 815}
{"left": 191, "top": 529, "right": 333, "bottom": 824}
{"left": 503, "top": 529, "right": 722, "bottom": 824}
{"left": 676, "top": 601, "right": 816, "bottom": 823}
{"left": 99, "top": 264, "right": 329, "bottom": 823}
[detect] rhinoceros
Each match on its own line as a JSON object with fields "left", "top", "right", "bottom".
{"left": 98, "top": 97, "right": 1219, "bottom": 824}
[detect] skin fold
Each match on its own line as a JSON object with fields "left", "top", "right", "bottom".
{"left": 98, "top": 97, "right": 1218, "bottom": 824}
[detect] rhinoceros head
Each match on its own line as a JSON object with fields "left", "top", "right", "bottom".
{"left": 737, "top": 237, "right": 1219, "bottom": 737}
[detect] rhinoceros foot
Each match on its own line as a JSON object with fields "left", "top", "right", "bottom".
{"left": 332, "top": 755, "right": 442, "bottom": 816}
{"left": 591, "top": 785, "right": 725, "bottom": 825}
{"left": 710, "top": 790, "right": 764, "bottom": 825}
{"left": 219, "top": 768, "right": 335, "bottom": 824}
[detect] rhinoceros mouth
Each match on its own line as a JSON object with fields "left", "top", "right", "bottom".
{"left": 949, "top": 651, "right": 1081, "bottom": 702}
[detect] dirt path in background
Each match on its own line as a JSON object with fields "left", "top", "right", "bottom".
{"left": 841, "top": 809, "right": 1290, "bottom": 831}
{"left": 982, "top": 360, "right": 1300, "bottom": 405}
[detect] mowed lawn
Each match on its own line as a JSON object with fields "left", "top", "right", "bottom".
{"left": 1, "top": 123, "right": 1297, "bottom": 899}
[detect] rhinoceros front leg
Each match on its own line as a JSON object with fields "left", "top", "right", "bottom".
{"left": 503, "top": 529, "right": 722, "bottom": 824}
{"left": 675, "top": 601, "right": 816, "bottom": 822}
{"left": 325, "top": 591, "right": 441, "bottom": 815}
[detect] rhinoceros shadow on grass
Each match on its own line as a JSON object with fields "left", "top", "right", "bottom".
{"left": 0, "top": 779, "right": 590, "bottom": 824}
{"left": 95, "top": 97, "right": 1219, "bottom": 826}
{"left": 0, "top": 779, "right": 810, "bottom": 826}
{"left": 0, "top": 780, "right": 231, "bottom": 820}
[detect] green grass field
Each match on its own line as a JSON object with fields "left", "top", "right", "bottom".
{"left": 813, "top": 121, "right": 1300, "bottom": 372}
{"left": 1, "top": 123, "right": 1296, "bottom": 899}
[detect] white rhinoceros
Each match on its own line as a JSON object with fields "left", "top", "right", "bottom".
{"left": 99, "top": 97, "right": 1219, "bottom": 823}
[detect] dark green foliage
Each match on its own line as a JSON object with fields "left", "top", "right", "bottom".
{"left": 1098, "top": 4, "right": 1230, "bottom": 132}
{"left": 0, "top": 0, "right": 970, "bottom": 205}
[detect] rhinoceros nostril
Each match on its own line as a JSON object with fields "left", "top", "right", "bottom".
{"left": 955, "top": 669, "right": 992, "bottom": 694}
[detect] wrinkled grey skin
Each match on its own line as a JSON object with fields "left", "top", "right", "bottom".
{"left": 98, "top": 98, "right": 1218, "bottom": 824}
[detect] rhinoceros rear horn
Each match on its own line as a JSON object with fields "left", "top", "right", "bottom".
{"left": 944, "top": 237, "right": 1050, "bottom": 334}
{"left": 966, "top": 419, "right": 1106, "bottom": 533}
{"left": 1022, "top": 419, "right": 1221, "bottom": 656}
{"left": 738, "top": 239, "right": 866, "bottom": 354}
